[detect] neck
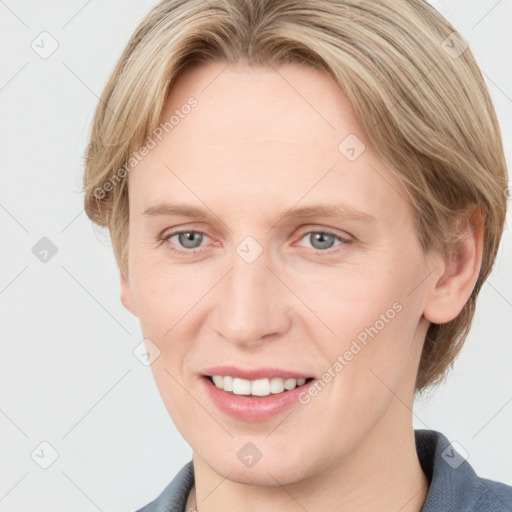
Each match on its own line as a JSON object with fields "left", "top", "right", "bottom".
{"left": 187, "top": 400, "right": 429, "bottom": 512}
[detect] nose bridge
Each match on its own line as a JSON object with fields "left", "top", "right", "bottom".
{"left": 214, "top": 239, "right": 289, "bottom": 345}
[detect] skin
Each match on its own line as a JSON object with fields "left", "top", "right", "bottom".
{"left": 121, "top": 61, "right": 483, "bottom": 512}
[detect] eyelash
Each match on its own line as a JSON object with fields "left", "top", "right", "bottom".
{"left": 158, "top": 228, "right": 350, "bottom": 256}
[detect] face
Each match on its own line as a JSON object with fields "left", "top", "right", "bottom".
{"left": 121, "top": 61, "right": 434, "bottom": 485}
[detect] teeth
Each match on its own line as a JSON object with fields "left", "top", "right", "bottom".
{"left": 269, "top": 377, "right": 284, "bottom": 393}
{"left": 232, "top": 377, "right": 251, "bottom": 395}
{"left": 284, "top": 378, "right": 296, "bottom": 390}
{"left": 212, "top": 375, "right": 223, "bottom": 388}
{"left": 223, "top": 375, "right": 233, "bottom": 392}
{"left": 251, "top": 378, "right": 270, "bottom": 396}
{"left": 210, "top": 376, "right": 309, "bottom": 396}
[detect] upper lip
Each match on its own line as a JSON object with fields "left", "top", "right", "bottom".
{"left": 202, "top": 366, "right": 314, "bottom": 381}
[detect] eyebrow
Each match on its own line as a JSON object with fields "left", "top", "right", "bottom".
{"left": 142, "top": 202, "right": 375, "bottom": 223}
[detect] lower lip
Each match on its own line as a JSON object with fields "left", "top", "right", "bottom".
{"left": 201, "top": 376, "right": 315, "bottom": 422}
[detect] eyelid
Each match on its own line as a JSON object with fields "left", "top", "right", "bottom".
{"left": 294, "top": 227, "right": 351, "bottom": 253}
{"left": 296, "top": 225, "right": 352, "bottom": 241}
{"left": 160, "top": 225, "right": 352, "bottom": 255}
{"left": 161, "top": 228, "right": 210, "bottom": 246}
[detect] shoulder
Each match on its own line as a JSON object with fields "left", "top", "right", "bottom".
{"left": 415, "top": 429, "right": 512, "bottom": 512}
{"left": 134, "top": 460, "right": 194, "bottom": 512}
{"left": 473, "top": 476, "right": 512, "bottom": 512}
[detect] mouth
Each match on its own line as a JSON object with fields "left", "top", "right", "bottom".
{"left": 201, "top": 373, "right": 317, "bottom": 421}
{"left": 205, "top": 375, "right": 315, "bottom": 397}
{"left": 200, "top": 365, "right": 318, "bottom": 421}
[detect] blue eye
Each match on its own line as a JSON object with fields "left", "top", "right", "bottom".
{"left": 164, "top": 230, "right": 209, "bottom": 252}
{"left": 297, "top": 230, "right": 348, "bottom": 253}
{"left": 160, "top": 228, "right": 349, "bottom": 256}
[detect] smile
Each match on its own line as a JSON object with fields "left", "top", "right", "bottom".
{"left": 210, "top": 375, "right": 312, "bottom": 396}
{"left": 201, "top": 370, "right": 317, "bottom": 421}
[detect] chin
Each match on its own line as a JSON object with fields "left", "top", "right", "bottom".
{"left": 198, "top": 442, "right": 318, "bottom": 487}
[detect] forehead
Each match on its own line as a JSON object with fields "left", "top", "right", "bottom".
{"left": 159, "top": 61, "right": 365, "bottom": 164}
{"left": 129, "top": 61, "right": 410, "bottom": 222}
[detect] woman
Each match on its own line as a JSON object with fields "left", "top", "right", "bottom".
{"left": 83, "top": 0, "right": 511, "bottom": 510}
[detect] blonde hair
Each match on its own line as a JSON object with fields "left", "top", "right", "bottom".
{"left": 82, "top": 0, "right": 508, "bottom": 393}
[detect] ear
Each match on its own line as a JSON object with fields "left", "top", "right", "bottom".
{"left": 423, "top": 207, "right": 484, "bottom": 324}
{"left": 120, "top": 270, "right": 138, "bottom": 317}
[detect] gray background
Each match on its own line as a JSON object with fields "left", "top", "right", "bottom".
{"left": 0, "top": 0, "right": 510, "bottom": 510}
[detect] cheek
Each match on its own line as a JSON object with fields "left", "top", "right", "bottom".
{"left": 130, "top": 254, "right": 204, "bottom": 336}
{"left": 303, "top": 265, "right": 408, "bottom": 346}
{"left": 329, "top": 299, "right": 410, "bottom": 391}
{"left": 313, "top": 258, "right": 423, "bottom": 394}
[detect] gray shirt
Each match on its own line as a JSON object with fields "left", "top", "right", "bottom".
{"left": 135, "top": 429, "right": 512, "bottom": 511}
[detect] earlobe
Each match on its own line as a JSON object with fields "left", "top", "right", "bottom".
{"left": 423, "top": 208, "right": 484, "bottom": 324}
{"left": 120, "top": 270, "right": 138, "bottom": 317}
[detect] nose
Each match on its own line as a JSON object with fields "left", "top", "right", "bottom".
{"left": 213, "top": 247, "right": 292, "bottom": 349}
